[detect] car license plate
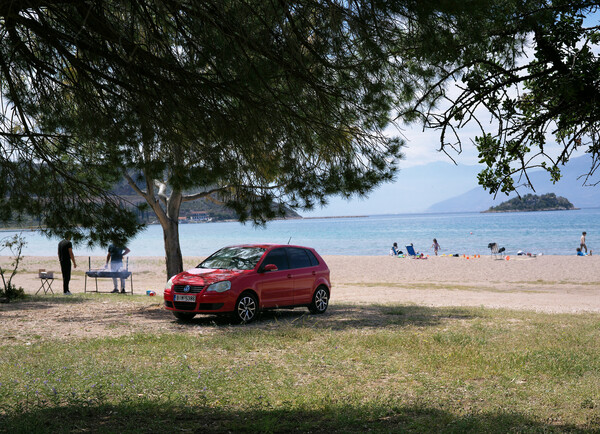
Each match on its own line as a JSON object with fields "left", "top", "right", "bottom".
{"left": 174, "top": 294, "right": 196, "bottom": 302}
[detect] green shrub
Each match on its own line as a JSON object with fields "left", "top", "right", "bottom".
{"left": 0, "top": 281, "right": 25, "bottom": 301}
{"left": 0, "top": 232, "right": 27, "bottom": 301}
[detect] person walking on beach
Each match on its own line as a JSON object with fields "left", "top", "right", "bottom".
{"left": 580, "top": 231, "right": 588, "bottom": 254}
{"left": 432, "top": 238, "right": 441, "bottom": 256}
{"left": 106, "top": 244, "right": 130, "bottom": 293}
{"left": 57, "top": 235, "right": 77, "bottom": 295}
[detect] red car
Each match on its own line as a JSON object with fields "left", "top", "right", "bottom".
{"left": 164, "top": 244, "right": 331, "bottom": 323}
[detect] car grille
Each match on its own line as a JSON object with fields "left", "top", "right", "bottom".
{"left": 173, "top": 301, "right": 196, "bottom": 310}
{"left": 173, "top": 284, "right": 205, "bottom": 293}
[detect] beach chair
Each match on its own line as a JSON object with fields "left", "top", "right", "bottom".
{"left": 488, "top": 243, "right": 505, "bottom": 260}
{"left": 405, "top": 245, "right": 418, "bottom": 258}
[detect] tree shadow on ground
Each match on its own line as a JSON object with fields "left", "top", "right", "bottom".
{"left": 0, "top": 295, "right": 88, "bottom": 312}
{"left": 1, "top": 400, "right": 593, "bottom": 433}
{"left": 0, "top": 295, "right": 484, "bottom": 333}
{"left": 153, "top": 304, "right": 483, "bottom": 331}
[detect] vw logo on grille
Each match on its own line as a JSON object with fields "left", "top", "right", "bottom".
{"left": 184, "top": 285, "right": 191, "bottom": 293}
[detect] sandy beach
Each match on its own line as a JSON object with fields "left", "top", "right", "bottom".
{"left": 3, "top": 254, "right": 600, "bottom": 313}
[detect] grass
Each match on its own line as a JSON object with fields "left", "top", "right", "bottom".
{"left": 1, "top": 301, "right": 599, "bottom": 432}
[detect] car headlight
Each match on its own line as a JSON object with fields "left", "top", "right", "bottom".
{"left": 206, "top": 281, "right": 231, "bottom": 293}
{"left": 164, "top": 276, "right": 175, "bottom": 292}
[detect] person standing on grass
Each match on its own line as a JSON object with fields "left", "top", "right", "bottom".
{"left": 580, "top": 231, "right": 588, "bottom": 254}
{"left": 432, "top": 238, "right": 441, "bottom": 256}
{"left": 106, "top": 244, "right": 130, "bottom": 293}
{"left": 57, "top": 235, "right": 77, "bottom": 295}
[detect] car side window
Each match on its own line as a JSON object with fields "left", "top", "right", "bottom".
{"left": 305, "top": 249, "right": 319, "bottom": 266}
{"left": 262, "top": 248, "right": 289, "bottom": 271}
{"left": 287, "top": 247, "right": 313, "bottom": 269}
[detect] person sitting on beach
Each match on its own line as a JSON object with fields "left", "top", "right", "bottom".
{"left": 389, "top": 242, "right": 402, "bottom": 256}
{"left": 576, "top": 247, "right": 588, "bottom": 256}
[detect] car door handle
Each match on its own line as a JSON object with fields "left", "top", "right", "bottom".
{"left": 287, "top": 274, "right": 292, "bottom": 279}
{"left": 312, "top": 271, "right": 316, "bottom": 275}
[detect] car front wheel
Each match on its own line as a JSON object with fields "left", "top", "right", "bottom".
{"left": 309, "top": 286, "right": 329, "bottom": 314}
{"left": 173, "top": 311, "right": 196, "bottom": 321}
{"left": 234, "top": 292, "right": 258, "bottom": 323}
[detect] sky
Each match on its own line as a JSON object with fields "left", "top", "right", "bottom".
{"left": 304, "top": 10, "right": 600, "bottom": 218}
{"left": 301, "top": 125, "right": 482, "bottom": 218}
{"left": 302, "top": 113, "right": 588, "bottom": 217}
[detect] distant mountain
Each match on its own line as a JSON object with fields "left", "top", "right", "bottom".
{"left": 302, "top": 161, "right": 483, "bottom": 216}
{"left": 427, "top": 155, "right": 600, "bottom": 212}
{"left": 111, "top": 175, "right": 301, "bottom": 222}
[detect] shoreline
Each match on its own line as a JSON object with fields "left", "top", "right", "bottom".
{"left": 481, "top": 207, "right": 580, "bottom": 213}
{"left": 3, "top": 254, "right": 599, "bottom": 313}
{"left": 0, "top": 253, "right": 590, "bottom": 258}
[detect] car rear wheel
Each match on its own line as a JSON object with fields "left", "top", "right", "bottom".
{"left": 309, "top": 286, "right": 329, "bottom": 314}
{"left": 173, "top": 311, "right": 196, "bottom": 321}
{"left": 234, "top": 292, "right": 258, "bottom": 323}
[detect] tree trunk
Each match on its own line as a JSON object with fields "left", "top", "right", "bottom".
{"left": 122, "top": 168, "right": 186, "bottom": 279}
{"left": 161, "top": 217, "right": 184, "bottom": 278}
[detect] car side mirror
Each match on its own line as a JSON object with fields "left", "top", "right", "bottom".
{"left": 261, "top": 264, "right": 278, "bottom": 273}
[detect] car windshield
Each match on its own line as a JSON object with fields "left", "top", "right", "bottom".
{"left": 198, "top": 246, "right": 266, "bottom": 270}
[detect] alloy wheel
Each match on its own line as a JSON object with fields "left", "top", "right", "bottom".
{"left": 237, "top": 295, "right": 257, "bottom": 322}
{"left": 315, "top": 288, "right": 328, "bottom": 311}
{"left": 309, "top": 287, "right": 329, "bottom": 314}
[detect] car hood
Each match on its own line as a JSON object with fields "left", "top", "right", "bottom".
{"left": 174, "top": 268, "right": 248, "bottom": 286}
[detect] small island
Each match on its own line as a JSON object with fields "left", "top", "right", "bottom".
{"left": 482, "top": 193, "right": 577, "bottom": 213}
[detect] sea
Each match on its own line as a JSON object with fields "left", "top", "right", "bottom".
{"left": 2, "top": 208, "right": 599, "bottom": 257}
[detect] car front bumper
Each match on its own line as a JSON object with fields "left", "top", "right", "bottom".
{"left": 164, "top": 291, "right": 236, "bottom": 314}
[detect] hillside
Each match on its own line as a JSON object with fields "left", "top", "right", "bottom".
{"left": 3, "top": 175, "right": 300, "bottom": 228}
{"left": 114, "top": 185, "right": 300, "bottom": 223}
{"left": 482, "top": 193, "right": 576, "bottom": 213}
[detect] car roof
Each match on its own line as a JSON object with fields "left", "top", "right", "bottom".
{"left": 222, "top": 243, "right": 313, "bottom": 250}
